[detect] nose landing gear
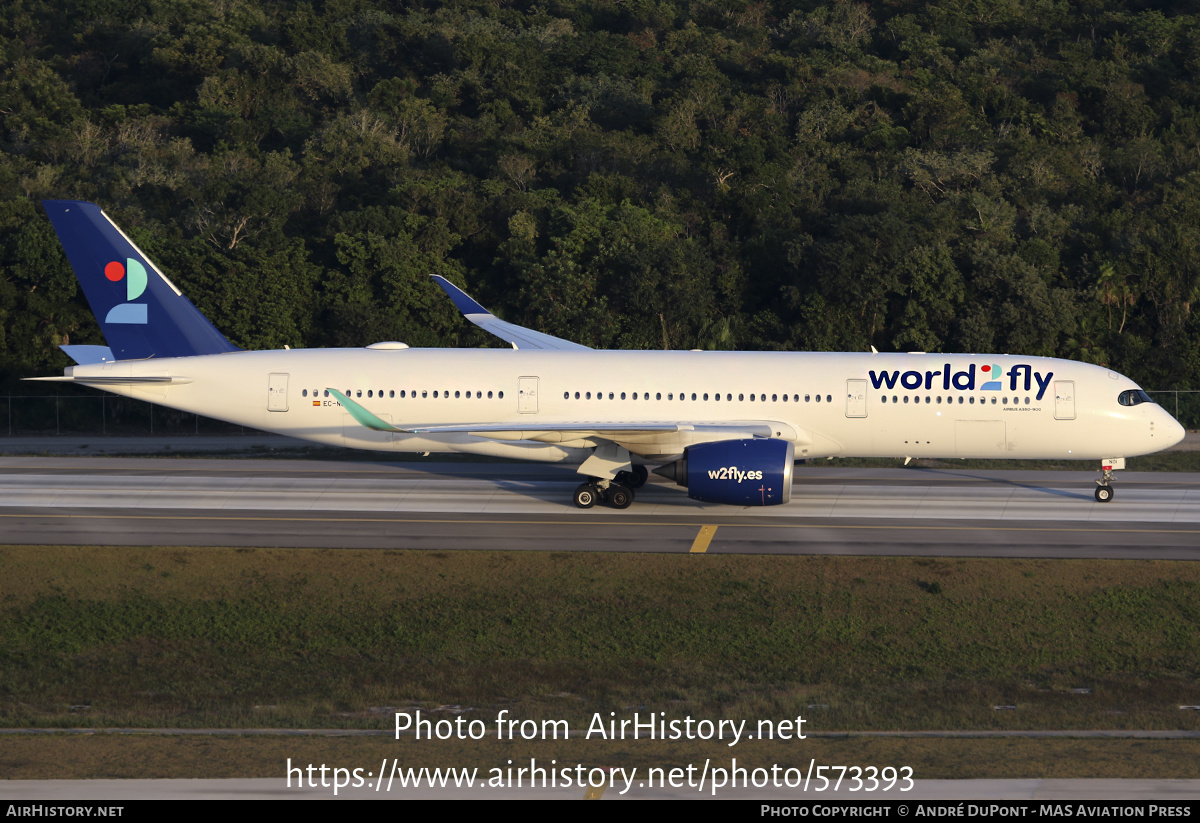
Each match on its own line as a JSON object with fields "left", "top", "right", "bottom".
{"left": 1095, "top": 457, "right": 1124, "bottom": 503}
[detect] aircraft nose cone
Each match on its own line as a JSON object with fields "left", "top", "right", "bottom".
{"left": 1164, "top": 413, "right": 1186, "bottom": 449}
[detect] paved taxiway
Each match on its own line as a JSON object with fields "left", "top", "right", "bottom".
{"left": 2, "top": 457, "right": 1199, "bottom": 558}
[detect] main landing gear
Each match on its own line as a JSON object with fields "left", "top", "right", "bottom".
{"left": 1095, "top": 457, "right": 1124, "bottom": 503}
{"left": 572, "top": 445, "right": 646, "bottom": 509}
{"left": 573, "top": 479, "right": 634, "bottom": 509}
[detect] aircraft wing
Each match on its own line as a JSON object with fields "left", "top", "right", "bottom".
{"left": 401, "top": 421, "right": 779, "bottom": 438}
{"left": 331, "top": 389, "right": 797, "bottom": 452}
{"left": 398, "top": 420, "right": 800, "bottom": 454}
{"left": 432, "top": 275, "right": 591, "bottom": 351}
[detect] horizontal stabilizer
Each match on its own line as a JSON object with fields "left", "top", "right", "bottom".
{"left": 432, "top": 275, "right": 591, "bottom": 351}
{"left": 60, "top": 345, "right": 115, "bottom": 365}
{"left": 24, "top": 375, "right": 191, "bottom": 385}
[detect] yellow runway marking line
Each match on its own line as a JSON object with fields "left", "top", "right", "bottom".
{"left": 689, "top": 525, "right": 719, "bottom": 553}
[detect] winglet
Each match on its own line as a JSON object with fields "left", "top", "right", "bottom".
{"left": 431, "top": 275, "right": 489, "bottom": 315}
{"left": 327, "top": 389, "right": 403, "bottom": 432}
{"left": 430, "top": 274, "right": 592, "bottom": 351}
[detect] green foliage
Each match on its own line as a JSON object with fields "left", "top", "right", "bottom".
{"left": 2, "top": 0, "right": 1200, "bottom": 394}
{"left": 3, "top": 548, "right": 1199, "bottom": 730}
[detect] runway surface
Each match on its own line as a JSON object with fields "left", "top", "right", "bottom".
{"left": 2, "top": 457, "right": 1200, "bottom": 558}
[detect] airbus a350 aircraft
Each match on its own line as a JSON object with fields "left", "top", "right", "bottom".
{"left": 31, "top": 200, "right": 1186, "bottom": 508}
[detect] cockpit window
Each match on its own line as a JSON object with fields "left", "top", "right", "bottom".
{"left": 1117, "top": 389, "right": 1154, "bottom": 406}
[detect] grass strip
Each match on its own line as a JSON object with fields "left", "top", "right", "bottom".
{"left": 3, "top": 733, "right": 1199, "bottom": 780}
{"left": 1, "top": 546, "right": 1199, "bottom": 732}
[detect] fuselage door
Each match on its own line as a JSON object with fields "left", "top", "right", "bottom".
{"left": 267, "top": 373, "right": 289, "bottom": 412}
{"left": 1054, "top": 381, "right": 1076, "bottom": 420}
{"left": 518, "top": 376, "right": 539, "bottom": 413}
{"left": 846, "top": 379, "right": 867, "bottom": 418}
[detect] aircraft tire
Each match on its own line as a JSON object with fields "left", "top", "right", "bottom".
{"left": 1095, "top": 484, "right": 1114, "bottom": 503}
{"left": 574, "top": 483, "right": 599, "bottom": 509}
{"left": 607, "top": 484, "right": 634, "bottom": 509}
{"left": 628, "top": 465, "right": 648, "bottom": 488}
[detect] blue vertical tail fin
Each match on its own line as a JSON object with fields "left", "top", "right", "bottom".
{"left": 43, "top": 200, "right": 238, "bottom": 360}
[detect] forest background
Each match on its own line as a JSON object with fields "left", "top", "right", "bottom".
{"left": 3, "top": 0, "right": 1200, "bottom": 402}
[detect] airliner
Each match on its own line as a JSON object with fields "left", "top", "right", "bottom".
{"left": 30, "top": 200, "right": 1186, "bottom": 508}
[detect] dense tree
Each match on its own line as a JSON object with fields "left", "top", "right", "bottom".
{"left": 3, "top": 0, "right": 1200, "bottom": 418}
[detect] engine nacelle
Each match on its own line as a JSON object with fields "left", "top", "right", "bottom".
{"left": 653, "top": 439, "right": 794, "bottom": 505}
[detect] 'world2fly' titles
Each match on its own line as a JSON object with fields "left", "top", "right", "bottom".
{"left": 869, "top": 363, "right": 1055, "bottom": 399}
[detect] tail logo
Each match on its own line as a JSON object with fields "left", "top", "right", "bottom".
{"left": 103, "top": 258, "right": 148, "bottom": 325}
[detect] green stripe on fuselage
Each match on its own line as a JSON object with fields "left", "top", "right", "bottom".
{"left": 326, "top": 388, "right": 402, "bottom": 432}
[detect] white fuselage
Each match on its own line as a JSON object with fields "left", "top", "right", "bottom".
{"left": 63, "top": 348, "right": 1184, "bottom": 464}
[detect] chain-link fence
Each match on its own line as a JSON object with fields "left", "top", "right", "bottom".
{"left": 1145, "top": 391, "right": 1200, "bottom": 430}
{"left": 2, "top": 393, "right": 251, "bottom": 437}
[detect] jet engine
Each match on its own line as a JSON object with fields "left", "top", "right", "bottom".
{"left": 653, "top": 439, "right": 794, "bottom": 505}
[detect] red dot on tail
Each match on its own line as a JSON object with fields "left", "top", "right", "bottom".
{"left": 981, "top": 365, "right": 991, "bottom": 373}
{"left": 104, "top": 261, "right": 125, "bottom": 282}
